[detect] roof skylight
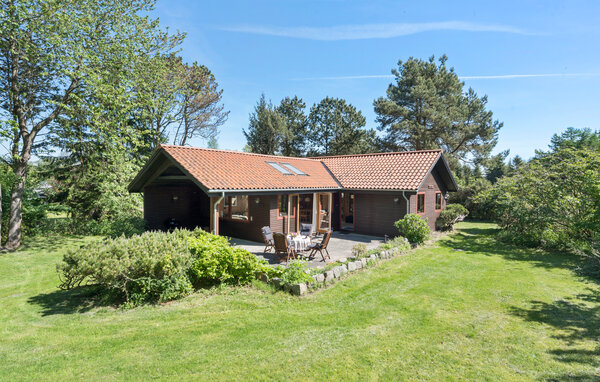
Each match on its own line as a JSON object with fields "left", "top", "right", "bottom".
{"left": 281, "top": 163, "right": 307, "bottom": 176}
{"left": 266, "top": 161, "right": 293, "bottom": 175}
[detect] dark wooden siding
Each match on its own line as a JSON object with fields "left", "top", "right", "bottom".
{"left": 144, "top": 183, "right": 210, "bottom": 230}
{"left": 353, "top": 192, "right": 409, "bottom": 238}
{"left": 219, "top": 195, "right": 270, "bottom": 243}
{"left": 268, "top": 195, "right": 298, "bottom": 235}
{"left": 410, "top": 168, "right": 447, "bottom": 230}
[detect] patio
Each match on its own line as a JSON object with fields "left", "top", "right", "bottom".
{"left": 230, "top": 231, "right": 384, "bottom": 268}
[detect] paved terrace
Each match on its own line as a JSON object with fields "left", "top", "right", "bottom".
{"left": 230, "top": 231, "right": 384, "bottom": 268}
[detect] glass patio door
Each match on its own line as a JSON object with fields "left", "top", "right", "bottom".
{"left": 317, "top": 193, "right": 332, "bottom": 233}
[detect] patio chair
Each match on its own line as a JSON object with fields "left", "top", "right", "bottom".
{"left": 261, "top": 226, "right": 274, "bottom": 253}
{"left": 273, "top": 232, "right": 296, "bottom": 262}
{"left": 307, "top": 230, "right": 332, "bottom": 262}
{"left": 300, "top": 223, "right": 313, "bottom": 238}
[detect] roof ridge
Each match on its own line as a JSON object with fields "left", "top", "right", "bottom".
{"left": 313, "top": 149, "right": 443, "bottom": 160}
{"left": 159, "top": 144, "right": 322, "bottom": 162}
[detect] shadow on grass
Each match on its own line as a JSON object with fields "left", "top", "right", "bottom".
{"left": 439, "top": 226, "right": 582, "bottom": 276}
{"left": 447, "top": 225, "right": 600, "bottom": 380}
{"left": 12, "top": 234, "right": 91, "bottom": 255}
{"left": 28, "top": 285, "right": 118, "bottom": 316}
{"left": 509, "top": 289, "right": 600, "bottom": 381}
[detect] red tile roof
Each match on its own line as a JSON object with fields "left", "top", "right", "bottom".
{"left": 130, "top": 145, "right": 451, "bottom": 193}
{"left": 161, "top": 145, "right": 340, "bottom": 191}
{"left": 317, "top": 150, "right": 443, "bottom": 190}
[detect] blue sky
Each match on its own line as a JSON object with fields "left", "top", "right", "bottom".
{"left": 152, "top": 0, "right": 600, "bottom": 160}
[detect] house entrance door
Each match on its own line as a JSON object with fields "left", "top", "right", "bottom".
{"left": 340, "top": 192, "right": 354, "bottom": 231}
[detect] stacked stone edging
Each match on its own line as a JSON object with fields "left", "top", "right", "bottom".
{"left": 265, "top": 246, "right": 408, "bottom": 296}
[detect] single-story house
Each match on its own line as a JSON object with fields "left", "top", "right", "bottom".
{"left": 128, "top": 145, "right": 458, "bottom": 242}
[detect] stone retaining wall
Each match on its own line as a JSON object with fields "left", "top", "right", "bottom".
{"left": 265, "top": 245, "right": 408, "bottom": 296}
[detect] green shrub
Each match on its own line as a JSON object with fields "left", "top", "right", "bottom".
{"left": 280, "top": 260, "right": 313, "bottom": 285}
{"left": 57, "top": 228, "right": 268, "bottom": 306}
{"left": 380, "top": 236, "right": 411, "bottom": 253}
{"left": 84, "top": 215, "right": 146, "bottom": 238}
{"left": 351, "top": 243, "right": 367, "bottom": 259}
{"left": 263, "top": 265, "right": 285, "bottom": 279}
{"left": 436, "top": 204, "right": 469, "bottom": 231}
{"left": 394, "top": 214, "right": 430, "bottom": 245}
{"left": 57, "top": 229, "right": 197, "bottom": 306}
{"left": 188, "top": 231, "right": 266, "bottom": 286}
{"left": 482, "top": 147, "right": 600, "bottom": 264}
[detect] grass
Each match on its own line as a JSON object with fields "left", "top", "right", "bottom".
{"left": 1, "top": 222, "right": 598, "bottom": 380}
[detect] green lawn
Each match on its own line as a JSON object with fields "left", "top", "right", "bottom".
{"left": 1, "top": 222, "right": 598, "bottom": 381}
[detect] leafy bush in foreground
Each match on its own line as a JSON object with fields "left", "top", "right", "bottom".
{"left": 437, "top": 204, "right": 469, "bottom": 231}
{"left": 57, "top": 229, "right": 197, "bottom": 306}
{"left": 351, "top": 243, "right": 368, "bottom": 259}
{"left": 280, "top": 260, "right": 313, "bottom": 285}
{"left": 394, "top": 214, "right": 430, "bottom": 245}
{"left": 380, "top": 236, "right": 411, "bottom": 253}
{"left": 188, "top": 232, "right": 266, "bottom": 286}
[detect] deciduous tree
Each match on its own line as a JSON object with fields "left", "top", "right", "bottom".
{"left": 0, "top": 0, "right": 181, "bottom": 248}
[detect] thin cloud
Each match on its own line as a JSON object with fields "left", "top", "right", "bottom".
{"left": 220, "top": 21, "right": 529, "bottom": 41}
{"left": 460, "top": 73, "right": 600, "bottom": 79}
{"left": 292, "top": 73, "right": 600, "bottom": 81}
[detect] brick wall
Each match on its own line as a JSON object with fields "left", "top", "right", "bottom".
{"left": 409, "top": 168, "right": 448, "bottom": 230}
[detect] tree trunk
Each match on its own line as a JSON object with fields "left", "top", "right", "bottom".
{"left": 0, "top": 183, "right": 2, "bottom": 246}
{"left": 5, "top": 160, "right": 27, "bottom": 250}
{"left": 4, "top": 154, "right": 29, "bottom": 250}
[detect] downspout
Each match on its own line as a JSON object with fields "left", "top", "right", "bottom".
{"left": 213, "top": 191, "right": 225, "bottom": 235}
{"left": 402, "top": 191, "right": 410, "bottom": 215}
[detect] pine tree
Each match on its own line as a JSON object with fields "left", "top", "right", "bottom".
{"left": 278, "top": 96, "right": 308, "bottom": 157}
{"left": 307, "top": 97, "right": 375, "bottom": 156}
{"left": 243, "top": 94, "right": 286, "bottom": 155}
{"left": 374, "top": 55, "right": 502, "bottom": 163}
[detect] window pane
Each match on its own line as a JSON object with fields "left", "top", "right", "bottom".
{"left": 278, "top": 195, "right": 288, "bottom": 217}
{"left": 231, "top": 196, "right": 249, "bottom": 221}
{"left": 281, "top": 163, "right": 307, "bottom": 175}
{"left": 417, "top": 194, "right": 425, "bottom": 213}
{"left": 435, "top": 193, "right": 442, "bottom": 210}
{"left": 267, "top": 161, "right": 293, "bottom": 175}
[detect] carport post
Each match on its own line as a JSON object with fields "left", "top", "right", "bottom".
{"left": 210, "top": 193, "right": 225, "bottom": 235}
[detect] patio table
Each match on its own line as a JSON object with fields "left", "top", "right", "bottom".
{"left": 286, "top": 235, "right": 311, "bottom": 252}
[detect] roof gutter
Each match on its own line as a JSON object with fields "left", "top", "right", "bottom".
{"left": 402, "top": 191, "right": 410, "bottom": 214}
{"left": 207, "top": 187, "right": 341, "bottom": 195}
{"left": 212, "top": 191, "right": 225, "bottom": 235}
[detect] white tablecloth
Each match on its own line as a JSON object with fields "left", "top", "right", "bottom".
{"left": 287, "top": 235, "right": 311, "bottom": 251}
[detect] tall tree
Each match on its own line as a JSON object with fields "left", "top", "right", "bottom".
{"left": 373, "top": 55, "right": 502, "bottom": 163}
{"left": 547, "top": 127, "right": 600, "bottom": 152}
{"left": 307, "top": 97, "right": 375, "bottom": 156}
{"left": 0, "top": 0, "right": 181, "bottom": 249}
{"left": 243, "top": 94, "right": 286, "bottom": 155}
{"left": 483, "top": 150, "right": 510, "bottom": 184}
{"left": 278, "top": 96, "right": 308, "bottom": 157}
{"left": 133, "top": 55, "right": 228, "bottom": 148}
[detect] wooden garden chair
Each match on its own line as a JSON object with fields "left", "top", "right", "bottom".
{"left": 261, "top": 226, "right": 274, "bottom": 253}
{"left": 273, "top": 232, "right": 296, "bottom": 262}
{"left": 307, "top": 230, "right": 332, "bottom": 262}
